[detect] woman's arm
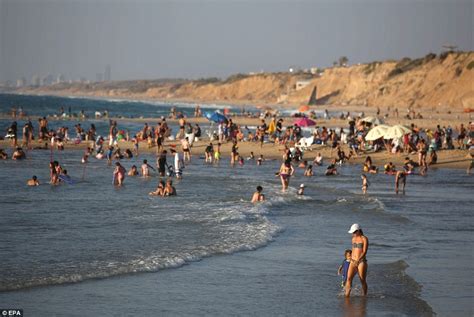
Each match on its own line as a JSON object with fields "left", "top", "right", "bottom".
{"left": 361, "top": 236, "right": 369, "bottom": 259}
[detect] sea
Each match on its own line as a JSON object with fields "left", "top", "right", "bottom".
{"left": 0, "top": 93, "right": 472, "bottom": 316}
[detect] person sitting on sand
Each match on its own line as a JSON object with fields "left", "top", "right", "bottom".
{"left": 304, "top": 165, "right": 313, "bottom": 177}
{"left": 128, "top": 165, "right": 139, "bottom": 176}
{"left": 149, "top": 180, "right": 165, "bottom": 196}
{"left": 325, "top": 159, "right": 338, "bottom": 176}
{"left": 12, "top": 147, "right": 26, "bottom": 160}
{"left": 27, "top": 175, "right": 40, "bottom": 186}
{"left": 251, "top": 185, "right": 265, "bottom": 203}
{"left": 395, "top": 170, "right": 407, "bottom": 194}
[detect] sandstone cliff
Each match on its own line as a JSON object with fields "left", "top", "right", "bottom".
{"left": 12, "top": 51, "right": 474, "bottom": 110}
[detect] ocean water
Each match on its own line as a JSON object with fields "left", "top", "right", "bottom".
{"left": 0, "top": 94, "right": 473, "bottom": 316}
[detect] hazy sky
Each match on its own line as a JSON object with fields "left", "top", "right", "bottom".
{"left": 0, "top": 0, "right": 472, "bottom": 82}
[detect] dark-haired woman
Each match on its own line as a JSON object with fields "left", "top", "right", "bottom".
{"left": 345, "top": 223, "right": 369, "bottom": 297}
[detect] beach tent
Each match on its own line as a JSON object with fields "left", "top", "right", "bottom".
{"left": 383, "top": 125, "right": 411, "bottom": 139}
{"left": 205, "top": 111, "right": 228, "bottom": 123}
{"left": 294, "top": 117, "right": 316, "bottom": 127}
{"left": 365, "top": 124, "right": 390, "bottom": 141}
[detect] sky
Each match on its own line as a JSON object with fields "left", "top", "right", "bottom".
{"left": 0, "top": 0, "right": 472, "bottom": 83}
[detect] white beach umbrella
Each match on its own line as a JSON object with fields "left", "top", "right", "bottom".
{"left": 383, "top": 125, "right": 411, "bottom": 140}
{"left": 365, "top": 124, "right": 390, "bottom": 141}
{"left": 362, "top": 116, "right": 384, "bottom": 125}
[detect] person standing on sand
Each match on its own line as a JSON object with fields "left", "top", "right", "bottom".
{"left": 345, "top": 224, "right": 369, "bottom": 297}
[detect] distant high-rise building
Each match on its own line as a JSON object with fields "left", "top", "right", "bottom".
{"left": 96, "top": 73, "right": 103, "bottom": 82}
{"left": 41, "top": 74, "right": 54, "bottom": 86}
{"left": 56, "top": 74, "right": 65, "bottom": 84}
{"left": 104, "top": 65, "right": 111, "bottom": 81}
{"left": 16, "top": 77, "right": 27, "bottom": 87}
{"left": 31, "top": 75, "right": 40, "bottom": 87}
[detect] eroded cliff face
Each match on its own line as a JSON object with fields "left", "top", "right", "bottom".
{"left": 15, "top": 52, "right": 474, "bottom": 109}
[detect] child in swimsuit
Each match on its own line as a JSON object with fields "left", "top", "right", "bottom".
{"left": 337, "top": 249, "right": 352, "bottom": 288}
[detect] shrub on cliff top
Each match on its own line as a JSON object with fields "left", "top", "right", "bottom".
{"left": 467, "top": 61, "right": 474, "bottom": 70}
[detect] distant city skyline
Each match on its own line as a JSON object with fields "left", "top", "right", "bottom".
{"left": 0, "top": 0, "right": 472, "bottom": 83}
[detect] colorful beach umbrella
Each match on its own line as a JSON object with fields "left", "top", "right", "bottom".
{"left": 383, "top": 125, "right": 411, "bottom": 139}
{"left": 294, "top": 117, "right": 316, "bottom": 127}
{"left": 298, "top": 105, "right": 310, "bottom": 112}
{"left": 365, "top": 124, "right": 390, "bottom": 141}
{"left": 205, "top": 111, "right": 228, "bottom": 123}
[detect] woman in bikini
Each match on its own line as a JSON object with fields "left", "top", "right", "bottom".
{"left": 345, "top": 223, "right": 369, "bottom": 297}
{"left": 279, "top": 160, "right": 295, "bottom": 191}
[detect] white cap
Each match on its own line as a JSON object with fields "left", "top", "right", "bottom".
{"left": 300, "top": 184, "right": 305, "bottom": 188}
{"left": 348, "top": 223, "right": 361, "bottom": 233}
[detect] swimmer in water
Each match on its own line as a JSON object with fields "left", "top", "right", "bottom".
{"left": 27, "top": 175, "right": 40, "bottom": 186}
{"left": 304, "top": 165, "right": 313, "bottom": 177}
{"left": 361, "top": 174, "right": 369, "bottom": 194}
{"left": 149, "top": 180, "right": 165, "bottom": 196}
{"left": 0, "top": 149, "right": 8, "bottom": 159}
{"left": 141, "top": 159, "right": 155, "bottom": 177}
{"left": 395, "top": 170, "right": 406, "bottom": 194}
{"left": 297, "top": 184, "right": 305, "bottom": 195}
{"left": 257, "top": 154, "right": 264, "bottom": 166}
{"left": 113, "top": 162, "right": 126, "bottom": 186}
{"left": 251, "top": 185, "right": 265, "bottom": 202}
{"left": 164, "top": 178, "right": 177, "bottom": 196}
{"left": 279, "top": 160, "right": 295, "bottom": 191}
{"left": 128, "top": 165, "right": 139, "bottom": 176}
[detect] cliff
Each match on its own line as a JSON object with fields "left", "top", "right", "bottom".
{"left": 11, "top": 51, "right": 474, "bottom": 110}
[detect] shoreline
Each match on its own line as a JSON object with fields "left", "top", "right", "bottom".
{"left": 1, "top": 137, "right": 471, "bottom": 171}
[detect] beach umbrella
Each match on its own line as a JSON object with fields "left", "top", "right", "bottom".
{"left": 383, "top": 125, "right": 411, "bottom": 139}
{"left": 362, "top": 116, "right": 384, "bottom": 125}
{"left": 365, "top": 124, "right": 390, "bottom": 141}
{"left": 294, "top": 117, "right": 316, "bottom": 127}
{"left": 298, "top": 105, "right": 310, "bottom": 112}
{"left": 205, "top": 111, "right": 228, "bottom": 123}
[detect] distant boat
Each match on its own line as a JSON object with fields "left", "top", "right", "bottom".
{"left": 308, "top": 86, "right": 317, "bottom": 105}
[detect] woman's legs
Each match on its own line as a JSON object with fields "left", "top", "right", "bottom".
{"left": 358, "top": 261, "right": 368, "bottom": 295}
{"left": 344, "top": 262, "right": 357, "bottom": 297}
